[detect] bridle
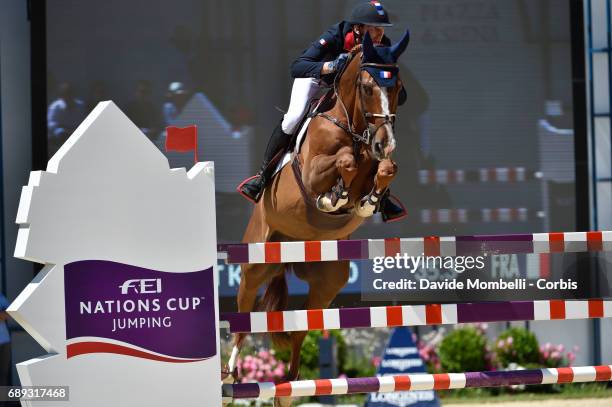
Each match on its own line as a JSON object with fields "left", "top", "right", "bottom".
{"left": 317, "top": 52, "right": 398, "bottom": 160}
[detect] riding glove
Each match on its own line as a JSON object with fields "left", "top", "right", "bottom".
{"left": 328, "top": 53, "right": 349, "bottom": 73}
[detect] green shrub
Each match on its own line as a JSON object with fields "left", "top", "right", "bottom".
{"left": 438, "top": 327, "right": 488, "bottom": 372}
{"left": 342, "top": 349, "right": 377, "bottom": 378}
{"left": 495, "top": 327, "right": 540, "bottom": 368}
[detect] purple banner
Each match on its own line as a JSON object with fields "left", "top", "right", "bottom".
{"left": 64, "top": 260, "right": 216, "bottom": 360}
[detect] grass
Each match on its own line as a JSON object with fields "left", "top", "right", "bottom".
{"left": 227, "top": 383, "right": 612, "bottom": 405}
{"left": 440, "top": 383, "right": 612, "bottom": 404}
{"left": 300, "top": 383, "right": 612, "bottom": 406}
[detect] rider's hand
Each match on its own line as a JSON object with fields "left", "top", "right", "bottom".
{"left": 326, "top": 53, "right": 349, "bottom": 74}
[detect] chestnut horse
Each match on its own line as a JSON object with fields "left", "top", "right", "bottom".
{"left": 228, "top": 30, "right": 410, "bottom": 405}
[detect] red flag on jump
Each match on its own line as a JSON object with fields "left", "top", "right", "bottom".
{"left": 165, "top": 125, "right": 198, "bottom": 163}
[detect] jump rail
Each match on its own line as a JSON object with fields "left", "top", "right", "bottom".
{"left": 220, "top": 299, "right": 612, "bottom": 333}
{"left": 222, "top": 365, "right": 612, "bottom": 400}
{"left": 217, "top": 231, "right": 612, "bottom": 264}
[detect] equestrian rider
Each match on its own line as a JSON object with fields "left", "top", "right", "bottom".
{"left": 238, "top": 1, "right": 407, "bottom": 222}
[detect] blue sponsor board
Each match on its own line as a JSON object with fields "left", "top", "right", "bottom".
{"left": 366, "top": 327, "right": 440, "bottom": 406}
{"left": 218, "top": 253, "right": 538, "bottom": 298}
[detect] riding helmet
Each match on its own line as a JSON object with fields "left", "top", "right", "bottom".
{"left": 348, "top": 1, "right": 393, "bottom": 27}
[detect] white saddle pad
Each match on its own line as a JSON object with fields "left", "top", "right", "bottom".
{"left": 273, "top": 116, "right": 312, "bottom": 176}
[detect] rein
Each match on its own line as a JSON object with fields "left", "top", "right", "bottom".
{"left": 317, "top": 54, "right": 398, "bottom": 160}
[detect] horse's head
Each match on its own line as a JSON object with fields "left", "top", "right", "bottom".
{"left": 352, "top": 30, "right": 410, "bottom": 160}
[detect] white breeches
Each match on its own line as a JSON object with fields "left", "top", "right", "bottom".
{"left": 281, "top": 78, "right": 325, "bottom": 134}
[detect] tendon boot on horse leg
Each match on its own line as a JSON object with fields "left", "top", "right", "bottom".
{"left": 238, "top": 120, "right": 292, "bottom": 203}
{"left": 356, "top": 158, "right": 398, "bottom": 218}
{"left": 315, "top": 146, "right": 357, "bottom": 212}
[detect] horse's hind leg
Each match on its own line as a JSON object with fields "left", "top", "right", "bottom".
{"left": 227, "top": 203, "right": 278, "bottom": 381}
{"left": 289, "top": 260, "right": 350, "bottom": 379}
{"left": 273, "top": 260, "right": 350, "bottom": 407}
{"left": 226, "top": 262, "right": 276, "bottom": 382}
{"left": 356, "top": 158, "right": 397, "bottom": 218}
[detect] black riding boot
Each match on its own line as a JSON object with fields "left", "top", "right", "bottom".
{"left": 238, "top": 121, "right": 292, "bottom": 203}
{"left": 379, "top": 189, "right": 407, "bottom": 222}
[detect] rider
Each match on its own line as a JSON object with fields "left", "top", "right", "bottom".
{"left": 238, "top": 1, "right": 407, "bottom": 222}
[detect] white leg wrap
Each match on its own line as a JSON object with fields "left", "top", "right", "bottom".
{"left": 316, "top": 191, "right": 349, "bottom": 212}
{"left": 227, "top": 346, "right": 240, "bottom": 372}
{"left": 355, "top": 194, "right": 379, "bottom": 218}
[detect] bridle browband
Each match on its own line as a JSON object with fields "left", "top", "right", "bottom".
{"left": 317, "top": 53, "right": 398, "bottom": 158}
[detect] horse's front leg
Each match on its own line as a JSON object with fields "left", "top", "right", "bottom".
{"left": 355, "top": 158, "right": 397, "bottom": 218}
{"left": 303, "top": 146, "right": 357, "bottom": 212}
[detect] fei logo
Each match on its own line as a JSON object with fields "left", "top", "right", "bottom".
{"left": 119, "top": 278, "right": 162, "bottom": 295}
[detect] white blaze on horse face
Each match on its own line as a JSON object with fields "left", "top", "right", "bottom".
{"left": 378, "top": 87, "right": 396, "bottom": 154}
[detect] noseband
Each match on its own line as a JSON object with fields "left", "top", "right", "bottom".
{"left": 317, "top": 53, "right": 398, "bottom": 160}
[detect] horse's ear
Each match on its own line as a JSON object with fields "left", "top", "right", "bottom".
{"left": 362, "top": 31, "right": 378, "bottom": 63}
{"left": 390, "top": 29, "right": 410, "bottom": 61}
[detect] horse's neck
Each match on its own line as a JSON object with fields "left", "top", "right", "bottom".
{"left": 331, "top": 68, "right": 366, "bottom": 132}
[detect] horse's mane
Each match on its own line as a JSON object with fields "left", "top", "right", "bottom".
{"left": 334, "top": 44, "right": 362, "bottom": 90}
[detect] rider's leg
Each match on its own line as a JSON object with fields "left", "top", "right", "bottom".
{"left": 238, "top": 78, "right": 323, "bottom": 203}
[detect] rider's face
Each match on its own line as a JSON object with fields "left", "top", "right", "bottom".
{"left": 355, "top": 25, "right": 385, "bottom": 44}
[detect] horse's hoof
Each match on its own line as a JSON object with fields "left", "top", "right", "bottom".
{"left": 316, "top": 192, "right": 348, "bottom": 212}
{"left": 274, "top": 395, "right": 294, "bottom": 407}
{"left": 221, "top": 365, "right": 238, "bottom": 384}
{"left": 355, "top": 195, "right": 379, "bottom": 218}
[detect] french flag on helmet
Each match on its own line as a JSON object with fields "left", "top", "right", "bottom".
{"left": 371, "top": 1, "right": 385, "bottom": 16}
{"left": 380, "top": 71, "right": 392, "bottom": 79}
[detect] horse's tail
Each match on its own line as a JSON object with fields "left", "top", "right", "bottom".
{"left": 259, "top": 268, "right": 291, "bottom": 349}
